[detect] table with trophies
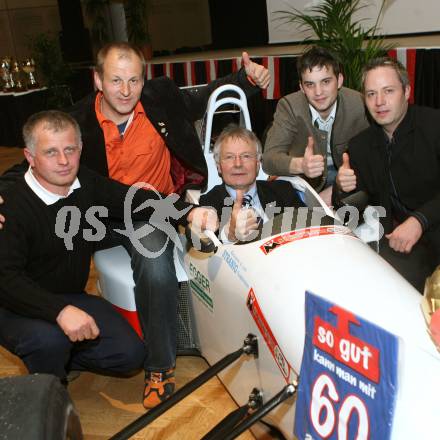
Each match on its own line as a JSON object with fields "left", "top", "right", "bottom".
{"left": 0, "top": 56, "right": 48, "bottom": 147}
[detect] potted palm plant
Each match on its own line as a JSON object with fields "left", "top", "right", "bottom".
{"left": 275, "top": 0, "right": 392, "bottom": 90}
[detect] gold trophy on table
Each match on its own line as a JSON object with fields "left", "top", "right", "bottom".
{"left": 1, "top": 56, "right": 14, "bottom": 92}
{"left": 11, "top": 59, "right": 26, "bottom": 91}
{"left": 22, "top": 58, "right": 39, "bottom": 89}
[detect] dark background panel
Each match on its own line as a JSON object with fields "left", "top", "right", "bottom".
{"left": 58, "top": 0, "right": 93, "bottom": 63}
{"left": 208, "top": 0, "right": 268, "bottom": 50}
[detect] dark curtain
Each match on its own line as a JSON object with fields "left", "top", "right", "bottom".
{"left": 208, "top": 0, "right": 268, "bottom": 49}
{"left": 0, "top": 90, "right": 49, "bottom": 147}
{"left": 279, "top": 56, "right": 300, "bottom": 97}
{"left": 414, "top": 49, "right": 440, "bottom": 109}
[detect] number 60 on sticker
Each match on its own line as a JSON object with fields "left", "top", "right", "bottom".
{"left": 311, "top": 374, "right": 369, "bottom": 440}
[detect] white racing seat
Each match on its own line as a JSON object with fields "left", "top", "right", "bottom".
{"left": 276, "top": 175, "right": 334, "bottom": 217}
{"left": 94, "top": 237, "right": 188, "bottom": 339}
{"left": 186, "top": 84, "right": 268, "bottom": 203}
{"left": 94, "top": 245, "right": 140, "bottom": 336}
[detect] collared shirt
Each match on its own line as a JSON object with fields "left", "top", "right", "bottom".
{"left": 24, "top": 167, "right": 81, "bottom": 205}
{"left": 95, "top": 93, "right": 174, "bottom": 194}
{"left": 310, "top": 102, "right": 337, "bottom": 166}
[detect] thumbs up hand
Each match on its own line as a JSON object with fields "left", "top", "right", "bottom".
{"left": 336, "top": 152, "right": 357, "bottom": 192}
{"left": 231, "top": 189, "right": 245, "bottom": 221}
{"left": 226, "top": 189, "right": 259, "bottom": 242}
{"left": 302, "top": 136, "right": 325, "bottom": 178}
{"left": 242, "top": 51, "right": 270, "bottom": 89}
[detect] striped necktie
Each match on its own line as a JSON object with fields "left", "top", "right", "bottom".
{"left": 241, "top": 193, "right": 263, "bottom": 227}
{"left": 241, "top": 194, "right": 253, "bottom": 208}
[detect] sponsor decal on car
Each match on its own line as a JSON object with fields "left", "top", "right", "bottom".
{"left": 222, "top": 249, "right": 249, "bottom": 288}
{"left": 189, "top": 262, "right": 213, "bottom": 312}
{"left": 260, "top": 225, "right": 351, "bottom": 255}
{"left": 247, "top": 288, "right": 293, "bottom": 383}
{"left": 295, "top": 292, "right": 398, "bottom": 440}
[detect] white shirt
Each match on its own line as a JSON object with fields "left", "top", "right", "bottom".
{"left": 24, "top": 167, "right": 81, "bottom": 206}
{"left": 310, "top": 102, "right": 337, "bottom": 166}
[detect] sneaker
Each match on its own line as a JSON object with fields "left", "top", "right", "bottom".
{"left": 143, "top": 368, "right": 175, "bottom": 409}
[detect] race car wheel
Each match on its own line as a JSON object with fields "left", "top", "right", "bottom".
{"left": 0, "top": 374, "right": 83, "bottom": 439}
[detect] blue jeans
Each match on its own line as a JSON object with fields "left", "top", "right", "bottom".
{"left": 105, "top": 221, "right": 178, "bottom": 372}
{"left": 0, "top": 293, "right": 146, "bottom": 380}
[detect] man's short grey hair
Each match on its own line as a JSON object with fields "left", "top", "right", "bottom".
{"left": 361, "top": 57, "right": 410, "bottom": 93}
{"left": 23, "top": 110, "right": 82, "bottom": 154}
{"left": 213, "top": 125, "right": 262, "bottom": 164}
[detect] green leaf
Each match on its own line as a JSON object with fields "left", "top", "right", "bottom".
{"left": 273, "top": 0, "right": 393, "bottom": 91}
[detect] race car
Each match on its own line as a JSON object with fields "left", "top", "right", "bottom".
{"left": 96, "top": 85, "right": 440, "bottom": 440}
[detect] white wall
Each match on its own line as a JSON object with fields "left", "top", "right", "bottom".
{"left": 267, "top": 0, "right": 440, "bottom": 44}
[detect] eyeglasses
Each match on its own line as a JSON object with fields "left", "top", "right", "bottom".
{"left": 220, "top": 153, "right": 258, "bottom": 163}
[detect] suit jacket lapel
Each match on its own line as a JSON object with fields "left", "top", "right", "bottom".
{"left": 140, "top": 87, "right": 170, "bottom": 142}
{"left": 256, "top": 181, "right": 279, "bottom": 219}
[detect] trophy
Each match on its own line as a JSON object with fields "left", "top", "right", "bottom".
{"left": 11, "top": 60, "right": 26, "bottom": 91}
{"left": 22, "top": 58, "right": 39, "bottom": 89}
{"left": 0, "top": 56, "right": 14, "bottom": 92}
{"left": 422, "top": 265, "right": 440, "bottom": 351}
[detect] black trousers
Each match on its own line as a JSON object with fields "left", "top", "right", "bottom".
{"left": 0, "top": 293, "right": 146, "bottom": 380}
{"left": 379, "top": 231, "right": 439, "bottom": 293}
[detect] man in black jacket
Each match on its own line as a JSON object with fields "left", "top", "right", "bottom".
{"left": 335, "top": 57, "right": 440, "bottom": 292}
{"left": 0, "top": 111, "right": 215, "bottom": 386}
{"left": 0, "top": 42, "right": 269, "bottom": 408}
{"left": 200, "top": 125, "right": 304, "bottom": 243}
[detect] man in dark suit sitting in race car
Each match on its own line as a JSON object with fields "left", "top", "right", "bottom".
{"left": 200, "top": 125, "right": 305, "bottom": 243}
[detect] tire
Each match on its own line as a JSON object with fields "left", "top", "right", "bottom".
{"left": 0, "top": 374, "right": 82, "bottom": 439}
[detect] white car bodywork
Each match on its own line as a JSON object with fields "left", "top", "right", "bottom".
{"left": 185, "top": 216, "right": 440, "bottom": 439}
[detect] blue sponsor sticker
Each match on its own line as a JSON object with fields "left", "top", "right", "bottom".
{"left": 295, "top": 292, "right": 398, "bottom": 440}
